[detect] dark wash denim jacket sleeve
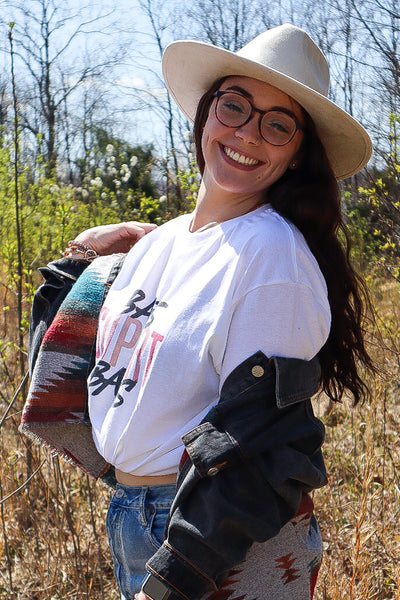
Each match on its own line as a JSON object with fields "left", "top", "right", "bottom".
{"left": 146, "top": 352, "right": 328, "bottom": 600}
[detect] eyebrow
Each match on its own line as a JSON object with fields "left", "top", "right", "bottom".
{"left": 223, "top": 84, "right": 300, "bottom": 120}
{"left": 225, "top": 84, "right": 253, "bottom": 98}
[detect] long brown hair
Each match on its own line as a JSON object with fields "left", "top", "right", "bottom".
{"left": 193, "top": 78, "right": 375, "bottom": 404}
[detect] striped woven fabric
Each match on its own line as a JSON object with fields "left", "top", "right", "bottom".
{"left": 20, "top": 254, "right": 123, "bottom": 479}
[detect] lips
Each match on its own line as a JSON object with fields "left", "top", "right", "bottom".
{"left": 223, "top": 145, "right": 261, "bottom": 167}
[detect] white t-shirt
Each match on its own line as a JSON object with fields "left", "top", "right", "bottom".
{"left": 88, "top": 205, "right": 331, "bottom": 476}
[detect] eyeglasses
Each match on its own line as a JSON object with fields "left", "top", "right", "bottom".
{"left": 213, "top": 90, "right": 304, "bottom": 146}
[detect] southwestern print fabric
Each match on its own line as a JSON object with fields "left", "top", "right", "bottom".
{"left": 20, "top": 254, "right": 123, "bottom": 478}
{"left": 201, "top": 495, "right": 322, "bottom": 600}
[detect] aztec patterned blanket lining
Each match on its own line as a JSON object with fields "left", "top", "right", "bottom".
{"left": 19, "top": 254, "right": 123, "bottom": 479}
{"left": 200, "top": 494, "right": 321, "bottom": 600}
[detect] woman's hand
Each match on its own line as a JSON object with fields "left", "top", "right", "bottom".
{"left": 134, "top": 592, "right": 152, "bottom": 600}
{"left": 73, "top": 221, "right": 157, "bottom": 255}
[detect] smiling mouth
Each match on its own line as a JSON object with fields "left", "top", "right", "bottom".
{"left": 223, "top": 146, "right": 260, "bottom": 167}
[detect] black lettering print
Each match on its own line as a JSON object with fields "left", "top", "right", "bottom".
{"left": 121, "top": 289, "right": 155, "bottom": 320}
{"left": 113, "top": 378, "right": 138, "bottom": 407}
{"left": 89, "top": 360, "right": 126, "bottom": 396}
{"left": 89, "top": 361, "right": 138, "bottom": 406}
{"left": 120, "top": 289, "right": 168, "bottom": 326}
{"left": 146, "top": 300, "right": 168, "bottom": 327}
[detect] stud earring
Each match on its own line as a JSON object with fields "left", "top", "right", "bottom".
{"left": 290, "top": 160, "right": 297, "bottom": 169}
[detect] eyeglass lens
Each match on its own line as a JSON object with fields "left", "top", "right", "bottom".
{"left": 215, "top": 92, "right": 298, "bottom": 146}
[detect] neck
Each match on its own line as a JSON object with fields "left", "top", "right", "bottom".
{"left": 190, "top": 178, "right": 265, "bottom": 232}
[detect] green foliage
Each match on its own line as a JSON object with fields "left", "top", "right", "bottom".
{"left": 176, "top": 157, "right": 201, "bottom": 212}
{"left": 76, "top": 128, "right": 158, "bottom": 199}
{"left": 343, "top": 113, "right": 400, "bottom": 277}
{"left": 1, "top": 139, "right": 166, "bottom": 265}
{"left": 0, "top": 132, "right": 169, "bottom": 357}
{"left": 344, "top": 187, "right": 386, "bottom": 270}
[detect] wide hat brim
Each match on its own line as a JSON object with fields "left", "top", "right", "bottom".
{"left": 162, "top": 39, "right": 372, "bottom": 180}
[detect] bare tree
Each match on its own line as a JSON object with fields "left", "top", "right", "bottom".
{"left": 0, "top": 73, "right": 11, "bottom": 130}
{"left": 137, "top": 0, "right": 185, "bottom": 208}
{"left": 184, "top": 0, "right": 262, "bottom": 50}
{"left": 110, "top": 0, "right": 193, "bottom": 210}
{"left": 0, "top": 0, "right": 127, "bottom": 176}
{"left": 351, "top": 0, "right": 400, "bottom": 109}
{"left": 349, "top": 0, "right": 400, "bottom": 164}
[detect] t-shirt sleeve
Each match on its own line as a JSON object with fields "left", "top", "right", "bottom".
{"left": 219, "top": 281, "right": 331, "bottom": 389}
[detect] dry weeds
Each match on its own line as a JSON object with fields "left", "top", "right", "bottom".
{"left": 0, "top": 277, "right": 399, "bottom": 599}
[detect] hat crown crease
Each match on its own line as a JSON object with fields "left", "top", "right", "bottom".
{"left": 236, "top": 26, "right": 330, "bottom": 97}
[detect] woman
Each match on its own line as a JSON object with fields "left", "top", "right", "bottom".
{"left": 35, "top": 24, "right": 374, "bottom": 600}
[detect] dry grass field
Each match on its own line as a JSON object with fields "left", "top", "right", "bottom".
{"left": 0, "top": 274, "right": 399, "bottom": 599}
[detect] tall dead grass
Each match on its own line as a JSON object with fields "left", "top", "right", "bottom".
{"left": 314, "top": 278, "right": 400, "bottom": 600}
{"left": 0, "top": 274, "right": 399, "bottom": 599}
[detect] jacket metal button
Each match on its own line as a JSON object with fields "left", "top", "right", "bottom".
{"left": 251, "top": 365, "right": 264, "bottom": 378}
{"left": 207, "top": 467, "right": 220, "bottom": 476}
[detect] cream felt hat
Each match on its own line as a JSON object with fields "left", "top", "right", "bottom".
{"left": 162, "top": 23, "right": 372, "bottom": 180}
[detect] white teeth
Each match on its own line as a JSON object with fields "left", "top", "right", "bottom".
{"left": 223, "top": 146, "right": 259, "bottom": 166}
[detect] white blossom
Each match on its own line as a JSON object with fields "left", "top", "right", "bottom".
{"left": 159, "top": 195, "right": 167, "bottom": 203}
{"left": 107, "top": 166, "right": 118, "bottom": 177}
{"left": 90, "top": 176, "right": 103, "bottom": 188}
{"left": 120, "top": 163, "right": 131, "bottom": 182}
{"left": 130, "top": 155, "right": 138, "bottom": 167}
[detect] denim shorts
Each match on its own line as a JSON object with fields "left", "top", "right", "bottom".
{"left": 106, "top": 483, "right": 176, "bottom": 600}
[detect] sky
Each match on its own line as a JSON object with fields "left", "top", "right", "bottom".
{"left": 0, "top": 0, "right": 183, "bottom": 151}
{"left": 0, "top": 0, "right": 385, "bottom": 167}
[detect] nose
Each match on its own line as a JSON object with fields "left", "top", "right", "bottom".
{"left": 234, "top": 113, "right": 262, "bottom": 145}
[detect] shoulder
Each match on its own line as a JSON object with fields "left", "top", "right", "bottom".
{"left": 242, "top": 206, "right": 315, "bottom": 273}
{"left": 230, "top": 205, "right": 297, "bottom": 258}
{"left": 154, "top": 213, "right": 192, "bottom": 235}
{"left": 233, "top": 206, "right": 327, "bottom": 295}
{"left": 125, "top": 213, "right": 191, "bottom": 254}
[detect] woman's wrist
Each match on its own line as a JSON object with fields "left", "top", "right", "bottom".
{"left": 63, "top": 240, "right": 99, "bottom": 262}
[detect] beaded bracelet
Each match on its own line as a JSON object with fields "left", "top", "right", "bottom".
{"left": 63, "top": 240, "right": 99, "bottom": 261}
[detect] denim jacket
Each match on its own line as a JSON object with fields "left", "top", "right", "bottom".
{"left": 28, "top": 257, "right": 328, "bottom": 600}
{"left": 146, "top": 351, "right": 327, "bottom": 600}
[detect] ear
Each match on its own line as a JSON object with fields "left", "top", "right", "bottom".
{"left": 289, "top": 150, "right": 304, "bottom": 170}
